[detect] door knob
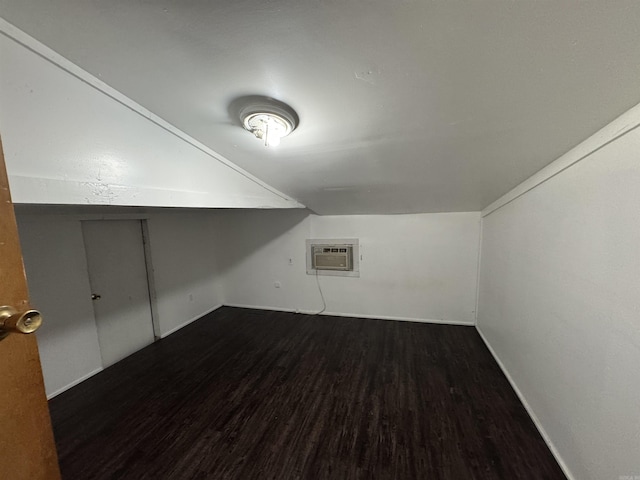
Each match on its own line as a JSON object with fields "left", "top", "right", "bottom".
{"left": 91, "top": 294, "right": 101, "bottom": 300}
{"left": 0, "top": 306, "right": 43, "bottom": 341}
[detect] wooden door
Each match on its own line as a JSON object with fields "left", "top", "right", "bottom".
{"left": 0, "top": 136, "right": 61, "bottom": 479}
{"left": 82, "top": 220, "right": 156, "bottom": 367}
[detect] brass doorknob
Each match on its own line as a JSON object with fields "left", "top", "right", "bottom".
{"left": 0, "top": 306, "right": 43, "bottom": 341}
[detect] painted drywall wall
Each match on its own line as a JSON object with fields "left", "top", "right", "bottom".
{"left": 17, "top": 216, "right": 103, "bottom": 398}
{"left": 217, "top": 209, "right": 314, "bottom": 313}
{"left": 477, "top": 120, "right": 640, "bottom": 478}
{"left": 23, "top": 206, "right": 480, "bottom": 397}
{"left": 17, "top": 209, "right": 224, "bottom": 397}
{"left": 146, "top": 212, "right": 224, "bottom": 336}
{"left": 0, "top": 21, "right": 302, "bottom": 209}
{"left": 219, "top": 210, "right": 481, "bottom": 324}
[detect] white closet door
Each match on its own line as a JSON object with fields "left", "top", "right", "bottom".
{"left": 82, "top": 220, "right": 155, "bottom": 368}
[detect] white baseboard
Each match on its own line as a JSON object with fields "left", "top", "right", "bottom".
{"left": 46, "top": 305, "right": 224, "bottom": 398}
{"left": 160, "top": 304, "right": 223, "bottom": 339}
{"left": 223, "top": 303, "right": 475, "bottom": 326}
{"left": 475, "top": 326, "right": 574, "bottom": 480}
{"left": 46, "top": 367, "right": 103, "bottom": 400}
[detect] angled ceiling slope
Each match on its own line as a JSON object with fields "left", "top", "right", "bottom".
{"left": 2, "top": 0, "right": 640, "bottom": 214}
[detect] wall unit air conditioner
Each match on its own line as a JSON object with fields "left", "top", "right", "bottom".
{"left": 306, "top": 238, "right": 360, "bottom": 277}
{"left": 312, "top": 245, "right": 353, "bottom": 271}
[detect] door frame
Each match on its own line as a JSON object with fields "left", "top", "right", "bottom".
{"left": 140, "top": 219, "right": 161, "bottom": 340}
{"left": 81, "top": 217, "right": 161, "bottom": 348}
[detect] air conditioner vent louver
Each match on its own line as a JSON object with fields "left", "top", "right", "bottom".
{"left": 313, "top": 245, "right": 352, "bottom": 271}
{"left": 306, "top": 238, "right": 360, "bottom": 278}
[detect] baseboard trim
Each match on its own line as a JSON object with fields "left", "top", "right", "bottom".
{"left": 223, "top": 303, "right": 475, "bottom": 326}
{"left": 475, "top": 325, "right": 574, "bottom": 480}
{"left": 46, "top": 305, "right": 224, "bottom": 398}
{"left": 160, "top": 304, "right": 224, "bottom": 339}
{"left": 46, "top": 367, "right": 103, "bottom": 400}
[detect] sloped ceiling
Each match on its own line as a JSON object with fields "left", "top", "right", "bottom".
{"left": 1, "top": 0, "right": 640, "bottom": 214}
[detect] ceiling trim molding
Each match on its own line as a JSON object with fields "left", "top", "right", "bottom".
{"left": 0, "top": 16, "right": 304, "bottom": 208}
{"left": 481, "top": 100, "right": 640, "bottom": 218}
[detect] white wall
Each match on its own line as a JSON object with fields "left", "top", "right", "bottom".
{"left": 19, "top": 207, "right": 481, "bottom": 398}
{"left": 0, "top": 19, "right": 301, "bottom": 210}
{"left": 477, "top": 113, "right": 640, "bottom": 478}
{"left": 17, "top": 208, "right": 224, "bottom": 397}
{"left": 146, "top": 212, "right": 224, "bottom": 336}
{"left": 17, "top": 216, "right": 103, "bottom": 398}
{"left": 220, "top": 210, "right": 481, "bottom": 324}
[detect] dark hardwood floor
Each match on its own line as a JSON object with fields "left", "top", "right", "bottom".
{"left": 49, "top": 307, "right": 565, "bottom": 479}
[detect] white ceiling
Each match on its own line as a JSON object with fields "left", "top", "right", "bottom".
{"left": 2, "top": 1, "right": 640, "bottom": 214}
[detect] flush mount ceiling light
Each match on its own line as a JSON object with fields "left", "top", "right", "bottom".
{"left": 239, "top": 100, "right": 298, "bottom": 147}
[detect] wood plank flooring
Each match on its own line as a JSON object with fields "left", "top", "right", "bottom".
{"left": 49, "top": 307, "right": 566, "bottom": 479}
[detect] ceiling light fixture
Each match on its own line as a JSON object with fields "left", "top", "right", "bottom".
{"left": 239, "top": 101, "right": 298, "bottom": 148}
